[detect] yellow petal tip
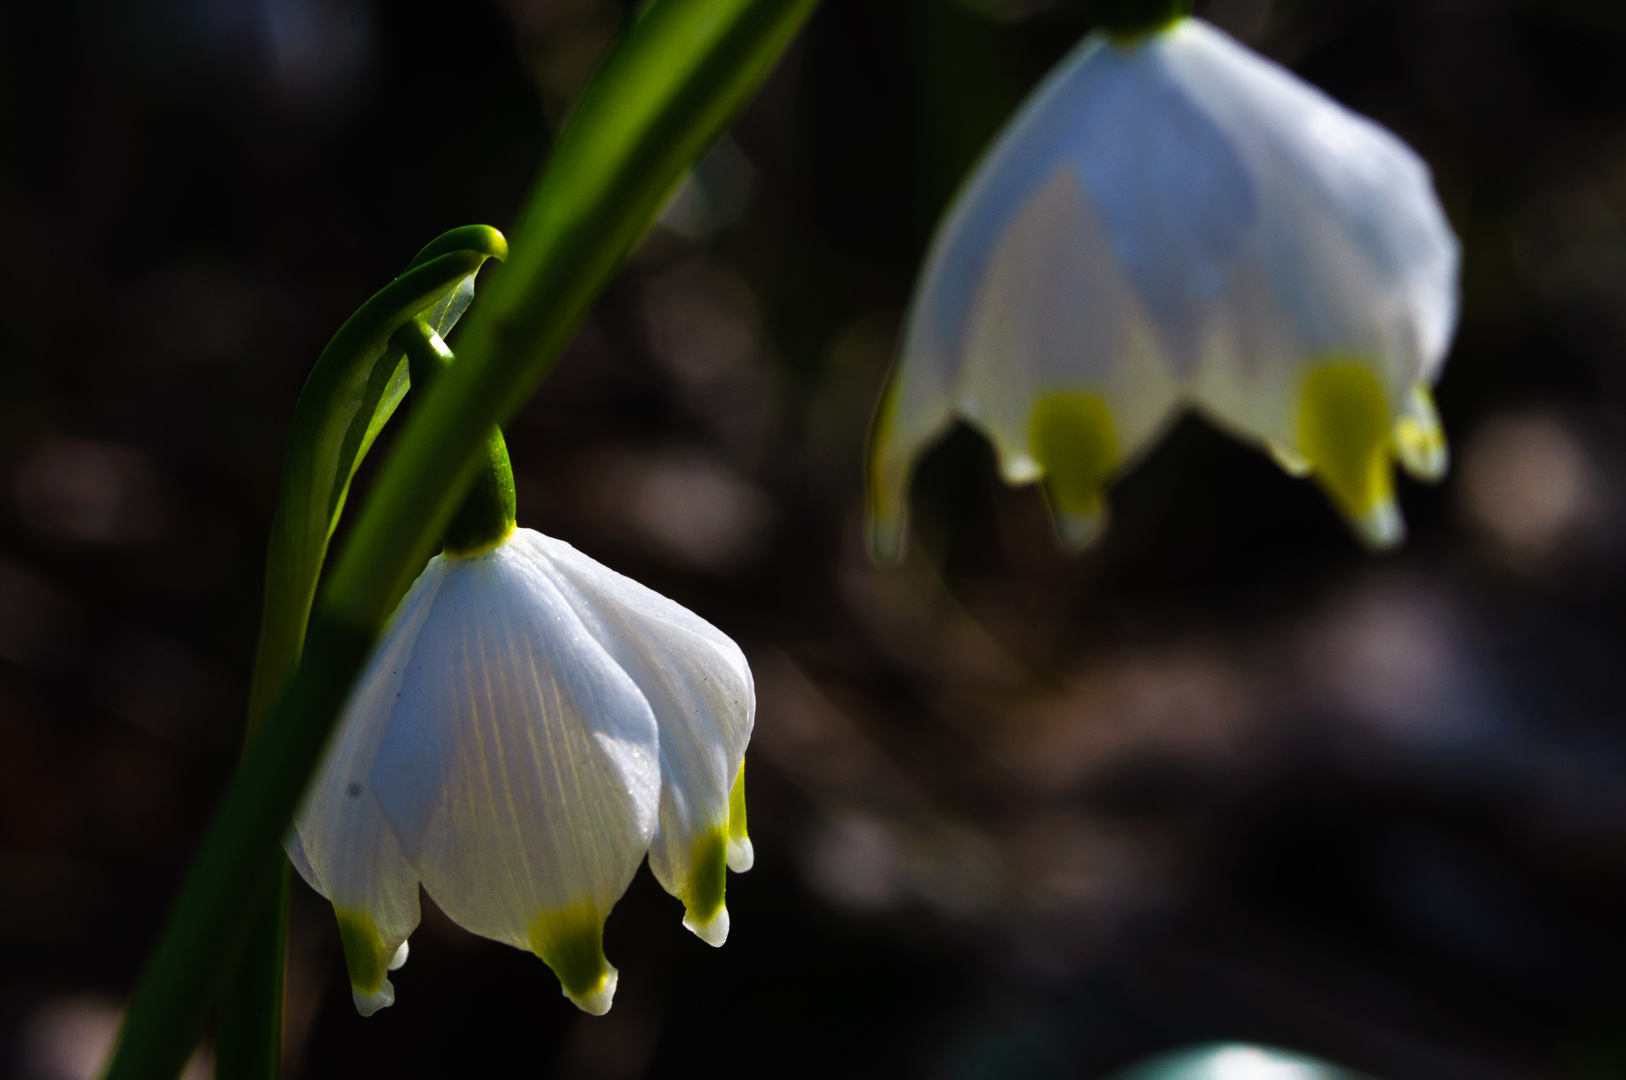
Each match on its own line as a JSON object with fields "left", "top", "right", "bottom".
{"left": 1297, "top": 360, "right": 1409, "bottom": 548}
{"left": 351, "top": 981, "right": 395, "bottom": 1017}
{"left": 727, "top": 764, "right": 751, "bottom": 872}
{"left": 683, "top": 905, "right": 730, "bottom": 947}
{"left": 529, "top": 902, "right": 615, "bottom": 1014}
{"left": 1028, "top": 392, "right": 1119, "bottom": 554}
{"left": 1353, "top": 495, "right": 1406, "bottom": 551}
{"left": 1394, "top": 384, "right": 1450, "bottom": 482}
{"left": 1267, "top": 440, "right": 1313, "bottom": 477}
{"left": 869, "top": 512, "right": 907, "bottom": 565}
{"left": 334, "top": 907, "right": 401, "bottom": 1013}
{"left": 1052, "top": 508, "right": 1108, "bottom": 552}
{"left": 679, "top": 826, "right": 730, "bottom": 941}
{"left": 565, "top": 964, "right": 619, "bottom": 1016}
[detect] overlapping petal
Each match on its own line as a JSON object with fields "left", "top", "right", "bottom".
{"left": 367, "top": 539, "right": 661, "bottom": 1014}
{"left": 527, "top": 532, "right": 755, "bottom": 945}
{"left": 287, "top": 527, "right": 754, "bottom": 1017}
{"left": 290, "top": 560, "right": 447, "bottom": 1015}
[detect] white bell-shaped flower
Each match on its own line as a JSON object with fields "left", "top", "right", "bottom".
{"left": 288, "top": 527, "right": 754, "bottom": 1016}
{"left": 870, "top": 17, "right": 1459, "bottom": 558}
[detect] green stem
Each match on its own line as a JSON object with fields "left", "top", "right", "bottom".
{"left": 390, "top": 321, "right": 516, "bottom": 556}
{"left": 101, "top": 5, "right": 816, "bottom": 1078}
{"left": 1092, "top": 0, "right": 1190, "bottom": 38}
{"left": 210, "top": 863, "right": 287, "bottom": 1080}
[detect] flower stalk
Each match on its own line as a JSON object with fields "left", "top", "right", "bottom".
{"left": 1092, "top": 0, "right": 1192, "bottom": 38}
{"left": 391, "top": 319, "right": 517, "bottom": 556}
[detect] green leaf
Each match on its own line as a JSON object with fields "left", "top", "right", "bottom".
{"left": 101, "top": 5, "right": 816, "bottom": 1079}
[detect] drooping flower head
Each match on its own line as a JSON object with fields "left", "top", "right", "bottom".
{"left": 288, "top": 323, "right": 754, "bottom": 1016}
{"left": 869, "top": 16, "right": 1459, "bottom": 558}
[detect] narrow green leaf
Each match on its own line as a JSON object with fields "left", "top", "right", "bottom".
{"left": 102, "top": 5, "right": 815, "bottom": 1079}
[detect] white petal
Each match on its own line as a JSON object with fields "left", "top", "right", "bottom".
{"left": 868, "top": 355, "right": 953, "bottom": 564}
{"left": 289, "top": 557, "right": 448, "bottom": 1013}
{"left": 284, "top": 823, "right": 319, "bottom": 894}
{"left": 367, "top": 541, "right": 660, "bottom": 1013}
{"left": 1394, "top": 382, "right": 1449, "bottom": 481}
{"left": 521, "top": 531, "right": 754, "bottom": 945}
{"left": 352, "top": 986, "right": 394, "bottom": 1018}
{"left": 958, "top": 166, "right": 1181, "bottom": 546}
{"left": 1060, "top": 32, "right": 1260, "bottom": 375}
{"left": 571, "top": 966, "right": 618, "bottom": 1017}
{"left": 907, "top": 32, "right": 1113, "bottom": 376}
{"left": 1266, "top": 440, "right": 1312, "bottom": 477}
{"left": 725, "top": 763, "right": 753, "bottom": 874}
{"left": 1162, "top": 20, "right": 1459, "bottom": 443}
{"left": 875, "top": 34, "right": 1114, "bottom": 562}
{"left": 685, "top": 905, "right": 729, "bottom": 948}
{"left": 727, "top": 838, "right": 754, "bottom": 874}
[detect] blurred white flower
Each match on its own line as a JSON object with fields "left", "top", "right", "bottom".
{"left": 288, "top": 528, "right": 754, "bottom": 1016}
{"left": 1108, "top": 1042, "right": 1341, "bottom": 1080}
{"left": 870, "top": 17, "right": 1459, "bottom": 558}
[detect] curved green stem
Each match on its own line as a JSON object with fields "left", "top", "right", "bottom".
{"left": 103, "top": 4, "right": 815, "bottom": 1078}
{"left": 390, "top": 320, "right": 516, "bottom": 556}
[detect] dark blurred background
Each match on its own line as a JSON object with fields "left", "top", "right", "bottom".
{"left": 4, "top": 0, "right": 1626, "bottom": 1077}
